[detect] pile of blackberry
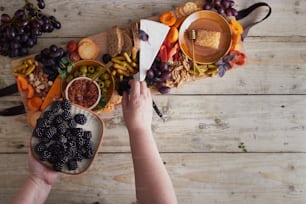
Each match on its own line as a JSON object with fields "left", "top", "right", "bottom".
{"left": 33, "top": 99, "right": 94, "bottom": 172}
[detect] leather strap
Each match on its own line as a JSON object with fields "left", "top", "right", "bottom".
{"left": 236, "top": 2, "right": 272, "bottom": 41}
{"left": 0, "top": 83, "right": 18, "bottom": 97}
{"left": 0, "top": 105, "right": 25, "bottom": 116}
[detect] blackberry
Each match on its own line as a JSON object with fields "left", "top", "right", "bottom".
{"left": 35, "top": 142, "right": 47, "bottom": 153}
{"left": 33, "top": 127, "right": 44, "bottom": 138}
{"left": 48, "top": 155, "right": 58, "bottom": 164}
{"left": 83, "top": 131, "right": 92, "bottom": 140}
{"left": 74, "top": 113, "right": 87, "bottom": 125}
{"left": 36, "top": 118, "right": 50, "bottom": 128}
{"left": 61, "top": 99, "right": 72, "bottom": 111}
{"left": 77, "top": 137, "right": 85, "bottom": 147}
{"left": 83, "top": 148, "right": 94, "bottom": 159}
{"left": 41, "top": 136, "right": 51, "bottom": 144}
{"left": 61, "top": 110, "right": 72, "bottom": 121}
{"left": 51, "top": 101, "right": 61, "bottom": 113}
{"left": 67, "top": 159, "right": 78, "bottom": 170}
{"left": 67, "top": 140, "right": 77, "bottom": 149}
{"left": 44, "top": 127, "right": 57, "bottom": 139}
{"left": 40, "top": 150, "right": 51, "bottom": 161}
{"left": 65, "top": 130, "right": 73, "bottom": 141}
{"left": 67, "top": 119, "right": 77, "bottom": 128}
{"left": 66, "top": 145, "right": 77, "bottom": 158}
{"left": 84, "top": 140, "right": 93, "bottom": 150}
{"left": 58, "top": 135, "right": 67, "bottom": 144}
{"left": 53, "top": 162, "right": 64, "bottom": 171}
{"left": 53, "top": 115, "right": 64, "bottom": 126}
{"left": 71, "top": 128, "right": 84, "bottom": 138}
{"left": 57, "top": 123, "right": 67, "bottom": 135}
{"left": 43, "top": 110, "right": 55, "bottom": 121}
{"left": 48, "top": 142, "right": 62, "bottom": 153}
{"left": 58, "top": 155, "right": 69, "bottom": 164}
{"left": 75, "top": 150, "right": 83, "bottom": 161}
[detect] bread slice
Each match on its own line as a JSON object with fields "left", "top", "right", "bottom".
{"left": 122, "top": 30, "right": 133, "bottom": 56}
{"left": 194, "top": 29, "right": 221, "bottom": 49}
{"left": 107, "top": 26, "right": 124, "bottom": 57}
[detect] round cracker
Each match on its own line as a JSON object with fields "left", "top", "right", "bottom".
{"left": 78, "top": 42, "right": 100, "bottom": 60}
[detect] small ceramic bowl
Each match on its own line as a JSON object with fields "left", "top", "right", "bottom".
{"left": 65, "top": 76, "right": 101, "bottom": 110}
{"left": 65, "top": 60, "right": 115, "bottom": 112}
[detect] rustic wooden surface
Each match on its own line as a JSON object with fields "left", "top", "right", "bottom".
{"left": 1, "top": 0, "right": 306, "bottom": 203}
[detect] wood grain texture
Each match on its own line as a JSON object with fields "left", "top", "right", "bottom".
{"left": 1, "top": 95, "right": 305, "bottom": 153}
{"left": 1, "top": 153, "right": 306, "bottom": 204}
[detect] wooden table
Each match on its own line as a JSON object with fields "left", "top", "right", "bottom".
{"left": 1, "top": 0, "right": 306, "bottom": 203}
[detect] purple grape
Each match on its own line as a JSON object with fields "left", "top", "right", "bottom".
{"left": 229, "top": 0, "right": 235, "bottom": 8}
{"left": 231, "top": 8, "right": 238, "bottom": 17}
{"left": 158, "top": 86, "right": 171, "bottom": 94}
{"left": 37, "top": 0, "right": 46, "bottom": 9}
{"left": 214, "top": 0, "right": 221, "bottom": 8}
{"left": 225, "top": 8, "right": 233, "bottom": 16}
{"left": 146, "top": 70, "right": 155, "bottom": 79}
{"left": 204, "top": 4, "right": 213, "bottom": 10}
{"left": 14, "top": 9, "right": 25, "bottom": 19}
{"left": 160, "top": 71, "right": 171, "bottom": 81}
{"left": 221, "top": 0, "right": 230, "bottom": 9}
{"left": 160, "top": 62, "right": 169, "bottom": 72}
{"left": 138, "top": 30, "right": 149, "bottom": 41}
{"left": 217, "top": 8, "right": 225, "bottom": 15}
{"left": 1, "top": 14, "right": 11, "bottom": 23}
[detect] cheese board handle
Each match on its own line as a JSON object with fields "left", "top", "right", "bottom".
{"left": 236, "top": 2, "right": 272, "bottom": 41}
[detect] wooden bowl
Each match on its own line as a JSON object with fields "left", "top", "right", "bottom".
{"left": 63, "top": 60, "right": 115, "bottom": 112}
{"left": 179, "top": 10, "right": 232, "bottom": 64}
{"left": 30, "top": 103, "right": 104, "bottom": 175}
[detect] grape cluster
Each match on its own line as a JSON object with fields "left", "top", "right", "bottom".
{"left": 33, "top": 100, "right": 95, "bottom": 172}
{"left": 0, "top": 0, "right": 61, "bottom": 58}
{"left": 145, "top": 57, "right": 171, "bottom": 94}
{"left": 35, "top": 44, "right": 67, "bottom": 81}
{"left": 203, "top": 0, "right": 238, "bottom": 17}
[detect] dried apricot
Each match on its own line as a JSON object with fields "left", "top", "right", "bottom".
{"left": 159, "top": 12, "right": 177, "bottom": 27}
{"left": 27, "top": 96, "right": 43, "bottom": 111}
{"left": 165, "top": 27, "right": 179, "bottom": 44}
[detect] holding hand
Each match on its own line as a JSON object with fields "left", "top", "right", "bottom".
{"left": 121, "top": 80, "right": 153, "bottom": 132}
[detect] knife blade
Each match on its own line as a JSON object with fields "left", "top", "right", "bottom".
{"left": 0, "top": 83, "right": 18, "bottom": 97}
{"left": 0, "top": 104, "right": 26, "bottom": 116}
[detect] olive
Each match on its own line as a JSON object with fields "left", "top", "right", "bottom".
{"left": 102, "top": 88, "right": 108, "bottom": 94}
{"left": 98, "top": 81, "right": 105, "bottom": 88}
{"left": 101, "top": 73, "right": 110, "bottom": 80}
{"left": 80, "top": 65, "right": 87, "bottom": 74}
{"left": 104, "top": 80, "right": 111, "bottom": 88}
{"left": 88, "top": 66, "right": 95, "bottom": 74}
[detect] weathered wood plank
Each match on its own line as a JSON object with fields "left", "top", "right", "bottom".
{"left": 1, "top": 95, "right": 305, "bottom": 153}
{"left": 1, "top": 153, "right": 306, "bottom": 204}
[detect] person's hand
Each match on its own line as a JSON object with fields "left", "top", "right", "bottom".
{"left": 28, "top": 150, "right": 59, "bottom": 186}
{"left": 122, "top": 80, "right": 152, "bottom": 132}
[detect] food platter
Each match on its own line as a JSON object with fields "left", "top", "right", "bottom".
{"left": 179, "top": 10, "right": 232, "bottom": 64}
{"left": 30, "top": 103, "right": 104, "bottom": 175}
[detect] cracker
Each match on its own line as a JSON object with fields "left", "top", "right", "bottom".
{"left": 182, "top": 2, "right": 199, "bottom": 16}
{"left": 78, "top": 38, "right": 100, "bottom": 60}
